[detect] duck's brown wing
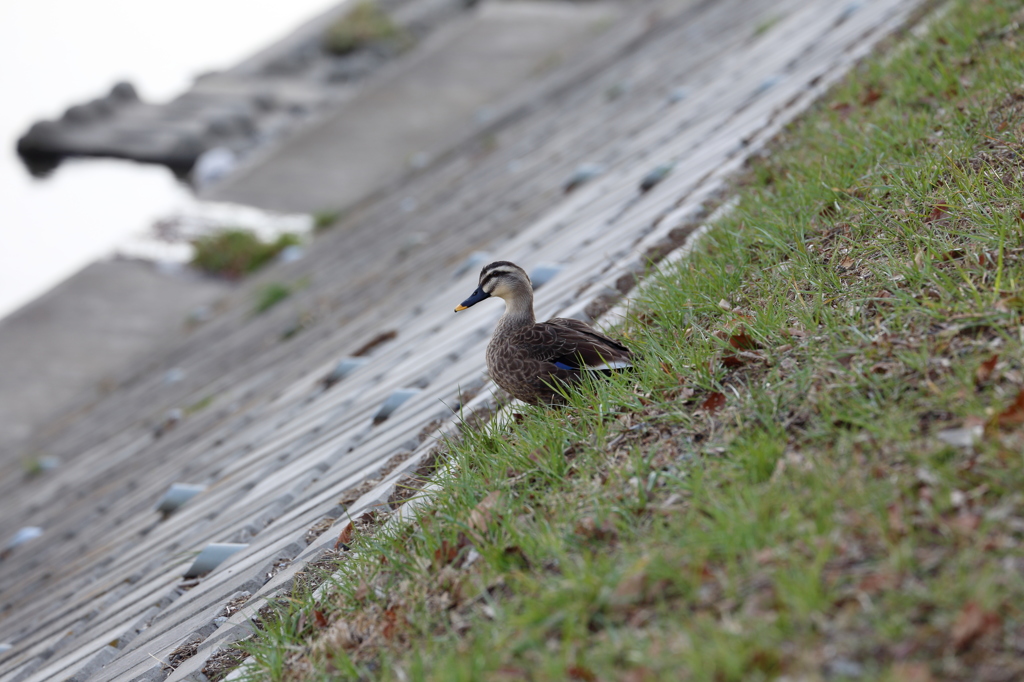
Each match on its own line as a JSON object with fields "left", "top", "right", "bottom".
{"left": 546, "top": 318, "right": 632, "bottom": 359}
{"left": 523, "top": 318, "right": 633, "bottom": 372}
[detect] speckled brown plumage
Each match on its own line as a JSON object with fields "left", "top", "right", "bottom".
{"left": 455, "top": 261, "right": 632, "bottom": 405}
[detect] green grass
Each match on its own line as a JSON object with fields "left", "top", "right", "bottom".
{"left": 254, "top": 283, "right": 293, "bottom": 315}
{"left": 322, "top": 1, "right": 410, "bottom": 56}
{"left": 191, "top": 230, "right": 300, "bottom": 280}
{"left": 21, "top": 454, "right": 52, "bottom": 478}
{"left": 313, "top": 210, "right": 343, "bottom": 232}
{"left": 231, "top": 2, "right": 1024, "bottom": 680}
{"left": 185, "top": 395, "right": 215, "bottom": 415}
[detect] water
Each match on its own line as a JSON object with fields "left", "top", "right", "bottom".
{"left": 0, "top": 0, "right": 341, "bottom": 319}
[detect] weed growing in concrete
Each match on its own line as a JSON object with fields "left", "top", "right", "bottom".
{"left": 191, "top": 230, "right": 300, "bottom": 280}
{"left": 323, "top": 2, "right": 410, "bottom": 56}
{"left": 313, "top": 210, "right": 342, "bottom": 232}
{"left": 254, "top": 283, "right": 292, "bottom": 314}
{"left": 185, "top": 395, "right": 215, "bottom": 415}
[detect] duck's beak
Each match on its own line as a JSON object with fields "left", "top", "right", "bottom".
{"left": 455, "top": 286, "right": 490, "bottom": 312}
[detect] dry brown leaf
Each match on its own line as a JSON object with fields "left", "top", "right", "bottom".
{"left": 870, "top": 362, "right": 899, "bottom": 375}
{"left": 334, "top": 521, "right": 353, "bottom": 550}
{"left": 887, "top": 502, "right": 907, "bottom": 537}
{"left": 890, "top": 662, "right": 933, "bottom": 682}
{"left": 312, "top": 620, "right": 355, "bottom": 655}
{"left": 612, "top": 571, "right": 647, "bottom": 605}
{"left": 832, "top": 186, "right": 867, "bottom": 199}
{"left": 622, "top": 668, "right": 655, "bottom": 682}
{"left": 575, "top": 516, "right": 618, "bottom": 544}
{"left": 721, "top": 354, "right": 746, "bottom": 368}
{"left": 860, "top": 86, "right": 883, "bottom": 105}
{"left": 951, "top": 601, "right": 1001, "bottom": 651}
{"left": 992, "top": 389, "right": 1024, "bottom": 429}
{"left": 830, "top": 101, "right": 854, "bottom": 116}
{"left": 927, "top": 203, "right": 950, "bottom": 223}
{"left": 566, "top": 665, "right": 597, "bottom": 682}
{"left": 382, "top": 607, "right": 399, "bottom": 640}
{"left": 947, "top": 512, "right": 981, "bottom": 534}
{"left": 857, "top": 571, "right": 900, "bottom": 595}
{"left": 352, "top": 329, "right": 398, "bottom": 356}
{"left": 433, "top": 539, "right": 459, "bottom": 568}
{"left": 469, "top": 491, "right": 501, "bottom": 534}
{"left": 502, "top": 545, "right": 529, "bottom": 568}
{"left": 313, "top": 609, "right": 329, "bottom": 628}
{"left": 669, "top": 385, "right": 695, "bottom": 402}
{"left": 701, "top": 392, "right": 726, "bottom": 414}
{"left": 728, "top": 328, "right": 757, "bottom": 350}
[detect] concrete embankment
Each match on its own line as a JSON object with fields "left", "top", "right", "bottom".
{"left": 0, "top": 261, "right": 228, "bottom": 461}
{"left": 0, "top": 1, "right": 928, "bottom": 680}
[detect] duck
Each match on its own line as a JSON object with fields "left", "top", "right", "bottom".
{"left": 454, "top": 261, "right": 633, "bottom": 404}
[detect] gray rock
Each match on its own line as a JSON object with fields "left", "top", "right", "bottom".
{"left": 825, "top": 658, "right": 864, "bottom": 678}
{"left": 754, "top": 74, "right": 783, "bottom": 95}
{"left": 5, "top": 526, "right": 43, "bottom": 551}
{"left": 17, "top": 120, "right": 63, "bottom": 151}
{"left": 164, "top": 368, "right": 186, "bottom": 385}
{"left": 154, "top": 483, "right": 206, "bottom": 515}
{"left": 454, "top": 251, "right": 492, "bottom": 278}
{"left": 189, "top": 305, "right": 214, "bottom": 324}
{"left": 184, "top": 543, "right": 249, "bottom": 578}
{"left": 667, "top": 87, "right": 689, "bottom": 103}
{"left": 563, "top": 164, "right": 604, "bottom": 193}
{"left": 529, "top": 262, "right": 563, "bottom": 289}
{"left": 640, "top": 163, "right": 674, "bottom": 192}
{"left": 109, "top": 81, "right": 139, "bottom": 103}
{"left": 322, "top": 357, "right": 369, "bottom": 388}
{"left": 277, "top": 245, "right": 304, "bottom": 263}
{"left": 38, "top": 456, "right": 61, "bottom": 472}
{"left": 62, "top": 102, "right": 104, "bottom": 125}
{"left": 373, "top": 388, "right": 421, "bottom": 424}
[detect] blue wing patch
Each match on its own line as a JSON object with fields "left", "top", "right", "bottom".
{"left": 554, "top": 361, "right": 577, "bottom": 370}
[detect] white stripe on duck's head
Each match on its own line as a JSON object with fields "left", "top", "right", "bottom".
{"left": 454, "top": 261, "right": 532, "bottom": 312}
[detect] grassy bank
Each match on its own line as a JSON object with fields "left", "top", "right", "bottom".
{"left": 229, "top": 2, "right": 1024, "bottom": 680}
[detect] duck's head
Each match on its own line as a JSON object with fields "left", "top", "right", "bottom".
{"left": 454, "top": 261, "right": 531, "bottom": 312}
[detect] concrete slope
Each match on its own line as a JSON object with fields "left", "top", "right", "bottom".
{"left": 206, "top": 0, "right": 624, "bottom": 212}
{"left": 0, "top": 261, "right": 228, "bottom": 461}
{"left": 0, "top": 1, "right": 926, "bottom": 680}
